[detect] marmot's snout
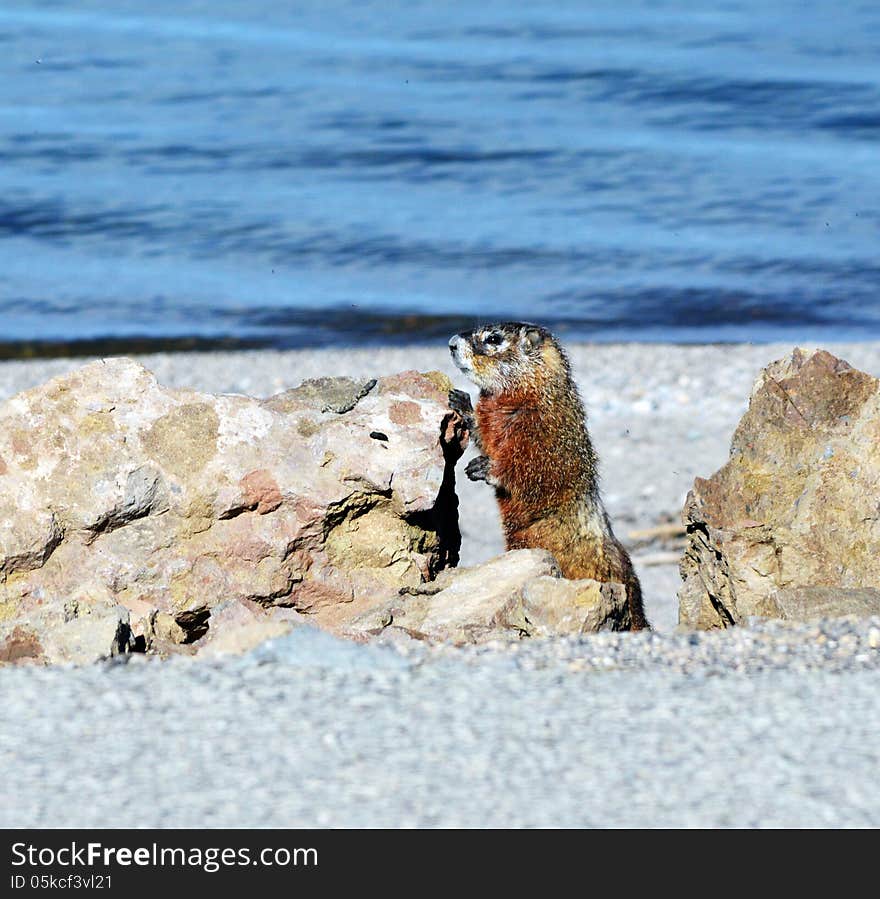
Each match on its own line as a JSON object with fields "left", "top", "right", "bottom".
{"left": 450, "top": 323, "right": 553, "bottom": 393}
{"left": 448, "top": 332, "right": 473, "bottom": 376}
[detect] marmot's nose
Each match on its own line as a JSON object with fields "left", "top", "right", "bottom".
{"left": 448, "top": 334, "right": 461, "bottom": 354}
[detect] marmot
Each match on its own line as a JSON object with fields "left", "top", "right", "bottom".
{"left": 448, "top": 322, "right": 648, "bottom": 630}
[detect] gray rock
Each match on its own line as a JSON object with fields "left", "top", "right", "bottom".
{"left": 267, "top": 376, "right": 378, "bottom": 415}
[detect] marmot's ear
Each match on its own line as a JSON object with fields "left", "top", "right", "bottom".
{"left": 525, "top": 328, "right": 543, "bottom": 347}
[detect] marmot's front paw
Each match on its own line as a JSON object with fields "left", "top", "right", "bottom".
{"left": 448, "top": 389, "right": 474, "bottom": 415}
{"left": 448, "top": 389, "right": 480, "bottom": 446}
{"left": 465, "top": 455, "right": 493, "bottom": 484}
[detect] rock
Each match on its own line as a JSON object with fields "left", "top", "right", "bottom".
{"left": 195, "top": 599, "right": 304, "bottom": 659}
{"left": 0, "top": 584, "right": 132, "bottom": 666}
{"left": 347, "top": 548, "right": 631, "bottom": 644}
{"left": 679, "top": 348, "right": 880, "bottom": 629}
{"left": 0, "top": 359, "right": 468, "bottom": 664}
{"left": 521, "top": 576, "right": 630, "bottom": 635}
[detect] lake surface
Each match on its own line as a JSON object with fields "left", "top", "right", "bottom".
{"left": 1, "top": 0, "right": 879, "bottom": 352}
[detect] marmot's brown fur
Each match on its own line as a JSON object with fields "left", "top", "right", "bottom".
{"left": 449, "top": 322, "right": 648, "bottom": 631}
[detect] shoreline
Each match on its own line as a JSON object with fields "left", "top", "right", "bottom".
{"left": 3, "top": 340, "right": 880, "bottom": 631}
{"left": 4, "top": 328, "right": 879, "bottom": 361}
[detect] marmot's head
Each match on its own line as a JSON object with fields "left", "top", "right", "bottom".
{"left": 449, "top": 322, "right": 570, "bottom": 394}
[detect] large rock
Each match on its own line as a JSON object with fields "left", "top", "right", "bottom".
{"left": 679, "top": 348, "right": 880, "bottom": 629}
{"left": 348, "top": 549, "right": 631, "bottom": 643}
{"left": 0, "top": 359, "right": 467, "bottom": 663}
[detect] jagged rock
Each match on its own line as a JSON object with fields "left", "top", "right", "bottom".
{"left": 0, "top": 359, "right": 467, "bottom": 664}
{"left": 679, "top": 348, "right": 880, "bottom": 629}
{"left": 347, "top": 548, "right": 630, "bottom": 644}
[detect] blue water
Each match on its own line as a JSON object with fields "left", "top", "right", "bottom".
{"left": 1, "top": 0, "right": 879, "bottom": 351}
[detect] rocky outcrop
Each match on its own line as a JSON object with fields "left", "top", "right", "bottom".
{"left": 679, "top": 348, "right": 880, "bottom": 629}
{"left": 0, "top": 359, "right": 467, "bottom": 663}
{"left": 348, "top": 548, "right": 631, "bottom": 644}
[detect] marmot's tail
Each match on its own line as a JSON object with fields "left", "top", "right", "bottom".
{"left": 617, "top": 542, "right": 650, "bottom": 631}
{"left": 627, "top": 574, "right": 650, "bottom": 632}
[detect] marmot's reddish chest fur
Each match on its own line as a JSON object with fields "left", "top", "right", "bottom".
{"left": 449, "top": 322, "right": 648, "bottom": 631}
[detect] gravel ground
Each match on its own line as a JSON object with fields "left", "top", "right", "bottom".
{"left": 2, "top": 342, "right": 880, "bottom": 828}
{"left": 1, "top": 622, "right": 879, "bottom": 828}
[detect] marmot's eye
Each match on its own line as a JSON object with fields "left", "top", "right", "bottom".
{"left": 484, "top": 333, "right": 503, "bottom": 346}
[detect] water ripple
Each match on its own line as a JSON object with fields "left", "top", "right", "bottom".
{"left": 1, "top": 0, "right": 879, "bottom": 350}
